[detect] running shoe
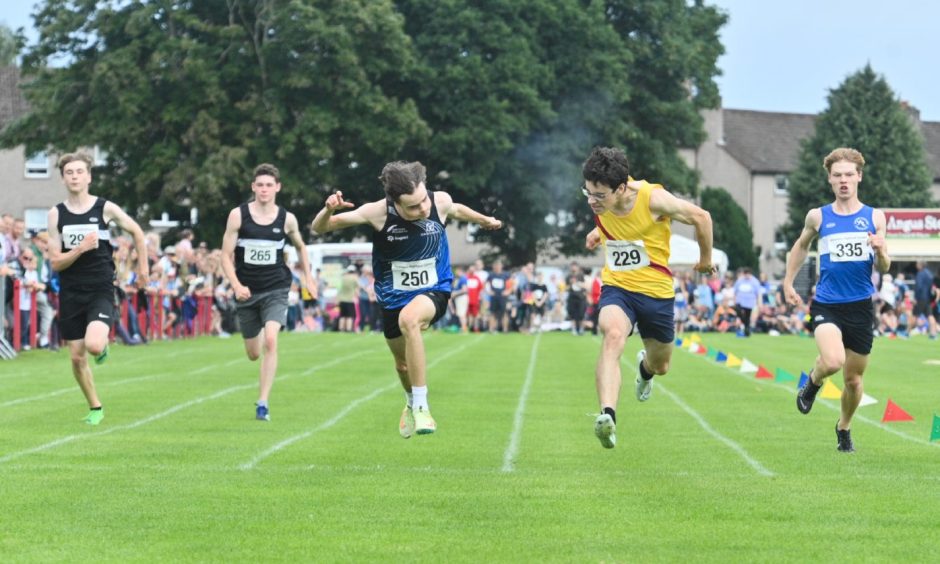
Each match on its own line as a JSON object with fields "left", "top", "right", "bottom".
{"left": 594, "top": 413, "right": 616, "bottom": 449}
{"left": 835, "top": 422, "right": 855, "bottom": 453}
{"left": 84, "top": 408, "right": 104, "bottom": 426}
{"left": 796, "top": 373, "right": 820, "bottom": 414}
{"left": 413, "top": 406, "right": 436, "bottom": 435}
{"left": 635, "top": 349, "right": 653, "bottom": 402}
{"left": 256, "top": 404, "right": 270, "bottom": 422}
{"left": 399, "top": 406, "right": 415, "bottom": 439}
{"left": 94, "top": 345, "right": 109, "bottom": 365}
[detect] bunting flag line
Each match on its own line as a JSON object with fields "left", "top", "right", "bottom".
{"left": 715, "top": 351, "right": 728, "bottom": 363}
{"left": 881, "top": 399, "right": 915, "bottom": 423}
{"left": 774, "top": 368, "right": 796, "bottom": 382}
{"left": 858, "top": 393, "right": 878, "bottom": 407}
{"left": 755, "top": 365, "right": 774, "bottom": 379}
{"left": 740, "top": 359, "right": 758, "bottom": 373}
{"left": 725, "top": 353, "right": 742, "bottom": 368}
{"left": 798, "top": 371, "right": 810, "bottom": 390}
{"left": 820, "top": 379, "right": 842, "bottom": 399}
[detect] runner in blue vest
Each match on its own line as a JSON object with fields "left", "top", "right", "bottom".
{"left": 311, "top": 161, "right": 502, "bottom": 437}
{"left": 221, "top": 163, "right": 317, "bottom": 422}
{"left": 782, "top": 148, "right": 890, "bottom": 453}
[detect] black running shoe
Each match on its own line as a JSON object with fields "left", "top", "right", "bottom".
{"left": 796, "top": 375, "right": 820, "bottom": 414}
{"left": 835, "top": 423, "right": 855, "bottom": 453}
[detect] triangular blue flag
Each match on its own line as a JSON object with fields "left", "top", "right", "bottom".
{"left": 675, "top": 338, "right": 683, "bottom": 347}
{"left": 798, "top": 371, "right": 809, "bottom": 389}
{"left": 715, "top": 351, "right": 728, "bottom": 363}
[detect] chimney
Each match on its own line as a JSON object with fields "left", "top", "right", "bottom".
{"left": 899, "top": 100, "right": 921, "bottom": 124}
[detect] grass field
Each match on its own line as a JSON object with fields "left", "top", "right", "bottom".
{"left": 1, "top": 330, "right": 939, "bottom": 562}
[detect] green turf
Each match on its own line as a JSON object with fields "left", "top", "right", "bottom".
{"left": 1, "top": 331, "right": 939, "bottom": 562}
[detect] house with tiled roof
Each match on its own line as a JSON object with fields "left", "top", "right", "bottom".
{"left": 681, "top": 107, "right": 940, "bottom": 276}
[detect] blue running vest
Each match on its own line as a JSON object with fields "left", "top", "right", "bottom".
{"left": 815, "top": 204, "right": 876, "bottom": 304}
{"left": 372, "top": 191, "right": 453, "bottom": 309}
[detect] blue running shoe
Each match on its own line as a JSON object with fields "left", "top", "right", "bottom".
{"left": 256, "top": 404, "right": 270, "bottom": 421}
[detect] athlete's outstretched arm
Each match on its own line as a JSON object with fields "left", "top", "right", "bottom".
{"left": 649, "top": 188, "right": 714, "bottom": 274}
{"left": 311, "top": 192, "right": 385, "bottom": 234}
{"left": 285, "top": 211, "right": 317, "bottom": 299}
{"left": 46, "top": 206, "right": 97, "bottom": 273}
{"left": 104, "top": 201, "right": 150, "bottom": 289}
{"left": 870, "top": 209, "right": 891, "bottom": 274}
{"left": 435, "top": 191, "right": 502, "bottom": 230}
{"left": 782, "top": 208, "right": 822, "bottom": 306}
{"left": 220, "top": 208, "right": 250, "bottom": 301}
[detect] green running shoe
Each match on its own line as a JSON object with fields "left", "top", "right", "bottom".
{"left": 94, "top": 345, "right": 109, "bottom": 365}
{"left": 399, "top": 406, "right": 415, "bottom": 439}
{"left": 84, "top": 408, "right": 104, "bottom": 426}
{"left": 413, "top": 406, "right": 436, "bottom": 435}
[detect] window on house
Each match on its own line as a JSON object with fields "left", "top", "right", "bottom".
{"left": 24, "top": 152, "right": 50, "bottom": 179}
{"left": 24, "top": 208, "right": 48, "bottom": 233}
{"left": 774, "top": 174, "right": 789, "bottom": 195}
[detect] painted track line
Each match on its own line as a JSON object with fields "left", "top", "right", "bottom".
{"left": 0, "top": 346, "right": 388, "bottom": 465}
{"left": 240, "top": 336, "right": 484, "bottom": 470}
{"left": 657, "top": 382, "right": 775, "bottom": 476}
{"left": 501, "top": 333, "right": 541, "bottom": 473}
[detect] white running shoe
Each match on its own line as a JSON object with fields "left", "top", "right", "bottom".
{"left": 399, "top": 406, "right": 415, "bottom": 439}
{"left": 635, "top": 349, "right": 653, "bottom": 402}
{"left": 594, "top": 413, "right": 616, "bottom": 449}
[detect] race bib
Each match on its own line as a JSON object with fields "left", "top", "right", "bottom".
{"left": 61, "top": 224, "right": 98, "bottom": 249}
{"left": 490, "top": 277, "right": 504, "bottom": 290}
{"left": 392, "top": 258, "right": 437, "bottom": 290}
{"left": 605, "top": 240, "right": 650, "bottom": 272}
{"left": 825, "top": 232, "right": 871, "bottom": 263}
{"left": 244, "top": 241, "right": 279, "bottom": 265}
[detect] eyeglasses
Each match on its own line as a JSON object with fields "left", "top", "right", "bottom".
{"left": 580, "top": 184, "right": 614, "bottom": 201}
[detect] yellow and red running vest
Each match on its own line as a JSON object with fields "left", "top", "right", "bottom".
{"left": 595, "top": 180, "right": 674, "bottom": 299}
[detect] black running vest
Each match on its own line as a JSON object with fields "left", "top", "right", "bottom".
{"left": 234, "top": 204, "right": 292, "bottom": 294}
{"left": 56, "top": 197, "right": 115, "bottom": 289}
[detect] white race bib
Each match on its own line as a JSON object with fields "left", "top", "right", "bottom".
{"left": 244, "top": 241, "right": 278, "bottom": 265}
{"left": 392, "top": 258, "right": 438, "bottom": 291}
{"left": 490, "top": 277, "right": 505, "bottom": 290}
{"left": 825, "top": 232, "right": 871, "bottom": 263}
{"left": 605, "top": 240, "right": 650, "bottom": 272}
{"left": 61, "top": 224, "right": 98, "bottom": 250}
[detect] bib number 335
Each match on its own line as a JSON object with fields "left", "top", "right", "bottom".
{"left": 605, "top": 240, "right": 650, "bottom": 272}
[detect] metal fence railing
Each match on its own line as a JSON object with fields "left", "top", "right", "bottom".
{"left": 0, "top": 275, "right": 17, "bottom": 360}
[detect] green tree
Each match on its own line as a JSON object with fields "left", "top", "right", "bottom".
{"left": 700, "top": 187, "right": 758, "bottom": 272}
{"left": 783, "top": 65, "right": 933, "bottom": 243}
{"left": 0, "top": 0, "right": 427, "bottom": 244}
{"left": 0, "top": 24, "right": 19, "bottom": 65}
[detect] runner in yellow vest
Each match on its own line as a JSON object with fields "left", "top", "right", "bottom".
{"left": 582, "top": 147, "right": 716, "bottom": 449}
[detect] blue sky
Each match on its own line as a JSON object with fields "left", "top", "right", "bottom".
{"left": 4, "top": 0, "right": 939, "bottom": 121}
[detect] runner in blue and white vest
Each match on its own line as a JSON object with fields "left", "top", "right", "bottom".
{"left": 221, "top": 163, "right": 317, "bottom": 423}
{"left": 783, "top": 147, "right": 891, "bottom": 453}
{"left": 311, "top": 161, "right": 503, "bottom": 438}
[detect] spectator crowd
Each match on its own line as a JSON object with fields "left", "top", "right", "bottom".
{"left": 3, "top": 210, "right": 940, "bottom": 352}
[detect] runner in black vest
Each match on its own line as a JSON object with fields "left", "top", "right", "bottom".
{"left": 47, "top": 152, "right": 149, "bottom": 426}
{"left": 220, "top": 163, "right": 317, "bottom": 422}
{"left": 311, "top": 160, "right": 502, "bottom": 438}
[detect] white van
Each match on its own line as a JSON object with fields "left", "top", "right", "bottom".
{"left": 286, "top": 242, "right": 373, "bottom": 305}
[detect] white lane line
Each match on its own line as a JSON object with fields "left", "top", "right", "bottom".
{"left": 0, "top": 358, "right": 244, "bottom": 409}
{"left": 240, "top": 336, "right": 484, "bottom": 470}
{"left": 501, "top": 333, "right": 541, "bottom": 473}
{"left": 657, "top": 382, "right": 775, "bottom": 477}
{"left": 679, "top": 346, "right": 940, "bottom": 449}
{"left": 0, "top": 347, "right": 388, "bottom": 465}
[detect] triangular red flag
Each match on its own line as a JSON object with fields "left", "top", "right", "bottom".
{"left": 755, "top": 365, "right": 774, "bottom": 379}
{"left": 881, "top": 398, "right": 915, "bottom": 422}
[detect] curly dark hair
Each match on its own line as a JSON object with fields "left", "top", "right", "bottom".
{"left": 581, "top": 146, "right": 631, "bottom": 189}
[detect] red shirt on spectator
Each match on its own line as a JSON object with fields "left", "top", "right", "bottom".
{"left": 466, "top": 273, "right": 483, "bottom": 305}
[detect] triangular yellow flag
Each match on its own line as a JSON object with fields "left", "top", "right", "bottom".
{"left": 820, "top": 379, "right": 842, "bottom": 399}
{"left": 725, "top": 353, "right": 742, "bottom": 368}
{"left": 689, "top": 334, "right": 702, "bottom": 344}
